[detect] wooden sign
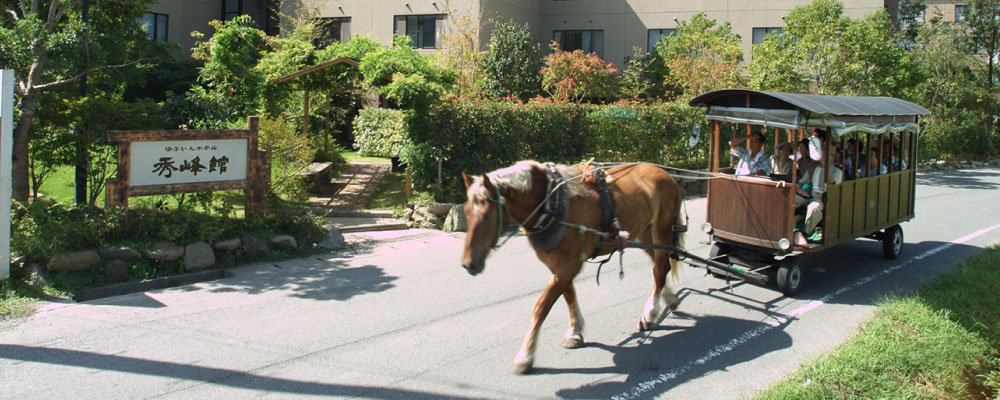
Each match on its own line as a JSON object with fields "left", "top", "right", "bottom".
{"left": 105, "top": 116, "right": 269, "bottom": 216}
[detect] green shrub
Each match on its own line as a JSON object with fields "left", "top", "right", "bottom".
{"left": 353, "top": 107, "right": 410, "bottom": 158}
{"left": 258, "top": 116, "right": 316, "bottom": 202}
{"left": 406, "top": 99, "right": 707, "bottom": 202}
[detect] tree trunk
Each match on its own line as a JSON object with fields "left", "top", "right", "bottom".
{"left": 11, "top": 90, "right": 41, "bottom": 202}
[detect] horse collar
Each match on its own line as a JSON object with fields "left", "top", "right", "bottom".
{"left": 524, "top": 163, "right": 569, "bottom": 252}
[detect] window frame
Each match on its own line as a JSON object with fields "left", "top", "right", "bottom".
{"left": 955, "top": 4, "right": 968, "bottom": 22}
{"left": 222, "top": 0, "right": 243, "bottom": 21}
{"left": 393, "top": 14, "right": 445, "bottom": 49}
{"left": 752, "top": 27, "right": 783, "bottom": 45}
{"left": 647, "top": 28, "right": 676, "bottom": 54}
{"left": 314, "top": 17, "right": 350, "bottom": 48}
{"left": 552, "top": 29, "right": 605, "bottom": 58}
{"left": 138, "top": 12, "right": 169, "bottom": 43}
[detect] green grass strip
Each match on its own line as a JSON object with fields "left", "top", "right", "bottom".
{"left": 756, "top": 245, "right": 1000, "bottom": 399}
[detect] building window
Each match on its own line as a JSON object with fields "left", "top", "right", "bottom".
{"left": 137, "top": 12, "right": 168, "bottom": 43}
{"left": 394, "top": 15, "right": 445, "bottom": 49}
{"left": 223, "top": 0, "right": 242, "bottom": 21}
{"left": 647, "top": 28, "right": 676, "bottom": 53}
{"left": 752, "top": 27, "right": 783, "bottom": 45}
{"left": 553, "top": 30, "right": 604, "bottom": 58}
{"left": 315, "top": 17, "right": 350, "bottom": 48}
{"left": 956, "top": 5, "right": 968, "bottom": 22}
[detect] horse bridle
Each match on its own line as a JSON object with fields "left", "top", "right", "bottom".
{"left": 483, "top": 185, "right": 516, "bottom": 249}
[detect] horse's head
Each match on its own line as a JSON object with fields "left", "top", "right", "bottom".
{"left": 460, "top": 171, "right": 503, "bottom": 276}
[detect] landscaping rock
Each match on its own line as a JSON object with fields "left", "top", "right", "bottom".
{"left": 270, "top": 235, "right": 297, "bottom": 250}
{"left": 319, "top": 227, "right": 345, "bottom": 250}
{"left": 972, "top": 160, "right": 986, "bottom": 168}
{"left": 443, "top": 205, "right": 467, "bottom": 232}
{"left": 241, "top": 233, "right": 271, "bottom": 259}
{"left": 184, "top": 241, "right": 216, "bottom": 271}
{"left": 990, "top": 158, "right": 1000, "bottom": 167}
{"left": 426, "top": 202, "right": 454, "bottom": 217}
{"left": 47, "top": 250, "right": 100, "bottom": 272}
{"left": 145, "top": 241, "right": 185, "bottom": 262}
{"left": 103, "top": 260, "right": 130, "bottom": 284}
{"left": 27, "top": 263, "right": 48, "bottom": 287}
{"left": 98, "top": 246, "right": 142, "bottom": 261}
{"left": 212, "top": 238, "right": 241, "bottom": 251}
{"left": 402, "top": 208, "right": 414, "bottom": 221}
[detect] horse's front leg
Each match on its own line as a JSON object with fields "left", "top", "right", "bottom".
{"left": 513, "top": 274, "right": 571, "bottom": 374}
{"left": 561, "top": 283, "right": 585, "bottom": 349}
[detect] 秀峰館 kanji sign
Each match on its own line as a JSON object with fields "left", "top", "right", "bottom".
{"left": 105, "top": 116, "right": 268, "bottom": 216}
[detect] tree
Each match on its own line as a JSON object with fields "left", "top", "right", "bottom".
{"left": 0, "top": 0, "right": 168, "bottom": 202}
{"left": 479, "top": 19, "right": 542, "bottom": 100}
{"left": 437, "top": 1, "right": 485, "bottom": 98}
{"left": 540, "top": 42, "right": 618, "bottom": 102}
{"left": 653, "top": 12, "right": 743, "bottom": 98}
{"left": 966, "top": 0, "right": 1000, "bottom": 133}
{"left": 748, "top": 0, "right": 915, "bottom": 97}
{"left": 897, "top": 0, "right": 928, "bottom": 43}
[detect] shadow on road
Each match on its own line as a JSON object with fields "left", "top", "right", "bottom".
{"left": 916, "top": 168, "right": 1000, "bottom": 190}
{"left": 180, "top": 261, "right": 398, "bottom": 302}
{"left": 0, "top": 344, "right": 477, "bottom": 399}
{"left": 546, "top": 312, "right": 793, "bottom": 399}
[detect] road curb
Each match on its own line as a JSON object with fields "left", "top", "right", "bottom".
{"left": 72, "top": 269, "right": 231, "bottom": 302}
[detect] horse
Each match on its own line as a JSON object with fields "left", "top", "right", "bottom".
{"left": 460, "top": 160, "right": 686, "bottom": 374}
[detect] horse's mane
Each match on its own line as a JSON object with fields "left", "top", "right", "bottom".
{"left": 468, "top": 160, "right": 589, "bottom": 201}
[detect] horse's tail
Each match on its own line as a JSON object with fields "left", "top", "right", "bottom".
{"left": 670, "top": 184, "right": 685, "bottom": 280}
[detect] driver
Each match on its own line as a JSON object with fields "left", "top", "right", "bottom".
{"left": 728, "top": 131, "right": 772, "bottom": 176}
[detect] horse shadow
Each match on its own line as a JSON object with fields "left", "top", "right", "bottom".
{"left": 543, "top": 309, "right": 793, "bottom": 399}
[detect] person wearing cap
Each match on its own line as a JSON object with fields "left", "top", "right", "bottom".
{"left": 728, "top": 131, "right": 772, "bottom": 176}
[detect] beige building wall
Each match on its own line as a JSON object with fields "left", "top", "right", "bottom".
{"left": 146, "top": 0, "right": 267, "bottom": 57}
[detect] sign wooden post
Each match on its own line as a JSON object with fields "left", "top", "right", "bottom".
{"left": 1, "top": 70, "right": 13, "bottom": 281}
{"left": 106, "top": 116, "right": 268, "bottom": 216}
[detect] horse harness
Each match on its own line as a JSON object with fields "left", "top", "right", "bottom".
{"left": 523, "top": 163, "right": 570, "bottom": 252}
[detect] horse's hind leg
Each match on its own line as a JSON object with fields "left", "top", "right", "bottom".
{"left": 513, "top": 268, "right": 575, "bottom": 374}
{"left": 561, "top": 283, "right": 585, "bottom": 349}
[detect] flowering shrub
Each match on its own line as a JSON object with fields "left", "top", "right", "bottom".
{"left": 541, "top": 42, "right": 619, "bottom": 102}
{"left": 353, "top": 107, "right": 410, "bottom": 158}
{"left": 406, "top": 99, "right": 707, "bottom": 202}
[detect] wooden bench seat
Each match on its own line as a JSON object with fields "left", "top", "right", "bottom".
{"left": 294, "top": 162, "right": 334, "bottom": 189}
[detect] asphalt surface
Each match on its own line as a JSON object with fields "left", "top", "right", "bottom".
{"left": 2, "top": 168, "right": 999, "bottom": 399}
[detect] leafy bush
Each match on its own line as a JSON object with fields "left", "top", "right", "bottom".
{"left": 258, "top": 116, "right": 316, "bottom": 202}
{"left": 479, "top": 19, "right": 542, "bottom": 100}
{"left": 10, "top": 200, "right": 327, "bottom": 263}
{"left": 406, "top": 99, "right": 707, "bottom": 202}
{"left": 541, "top": 42, "right": 619, "bottom": 102}
{"left": 353, "top": 107, "right": 409, "bottom": 158}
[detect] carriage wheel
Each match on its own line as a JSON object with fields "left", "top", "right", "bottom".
{"left": 775, "top": 257, "right": 804, "bottom": 296}
{"left": 881, "top": 225, "right": 904, "bottom": 260}
{"left": 708, "top": 243, "right": 731, "bottom": 279}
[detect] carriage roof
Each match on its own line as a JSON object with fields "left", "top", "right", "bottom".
{"left": 689, "top": 89, "right": 931, "bottom": 138}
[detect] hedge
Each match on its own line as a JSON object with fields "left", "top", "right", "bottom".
{"left": 402, "top": 100, "right": 710, "bottom": 203}
{"left": 353, "top": 107, "right": 410, "bottom": 158}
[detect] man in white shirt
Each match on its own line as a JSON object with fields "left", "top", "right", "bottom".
{"left": 728, "top": 131, "right": 771, "bottom": 176}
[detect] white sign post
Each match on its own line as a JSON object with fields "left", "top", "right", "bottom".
{"left": 1, "top": 70, "right": 14, "bottom": 281}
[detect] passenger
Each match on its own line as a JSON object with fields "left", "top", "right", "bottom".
{"left": 770, "top": 142, "right": 794, "bottom": 180}
{"left": 794, "top": 147, "right": 843, "bottom": 242}
{"left": 844, "top": 138, "right": 861, "bottom": 180}
{"left": 858, "top": 149, "right": 887, "bottom": 178}
{"left": 795, "top": 138, "right": 819, "bottom": 180}
{"left": 728, "top": 131, "right": 772, "bottom": 176}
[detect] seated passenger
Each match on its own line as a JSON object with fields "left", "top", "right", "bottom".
{"left": 728, "top": 131, "right": 772, "bottom": 176}
{"left": 795, "top": 138, "right": 819, "bottom": 180}
{"left": 794, "top": 148, "right": 843, "bottom": 242}
{"left": 770, "top": 142, "right": 794, "bottom": 181}
{"left": 858, "top": 149, "right": 887, "bottom": 178}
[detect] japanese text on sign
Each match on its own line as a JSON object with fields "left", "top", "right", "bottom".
{"left": 130, "top": 139, "right": 248, "bottom": 186}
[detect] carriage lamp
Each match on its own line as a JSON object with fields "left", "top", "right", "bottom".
{"left": 778, "top": 237, "right": 791, "bottom": 250}
{"left": 701, "top": 222, "right": 713, "bottom": 234}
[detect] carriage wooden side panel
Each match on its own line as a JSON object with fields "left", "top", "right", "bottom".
{"left": 707, "top": 177, "right": 793, "bottom": 249}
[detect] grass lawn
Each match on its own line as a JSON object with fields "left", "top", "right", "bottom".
{"left": 755, "top": 245, "right": 1000, "bottom": 399}
{"left": 365, "top": 171, "right": 434, "bottom": 215}
{"left": 37, "top": 166, "right": 103, "bottom": 205}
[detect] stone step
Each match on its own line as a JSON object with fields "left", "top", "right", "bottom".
{"left": 324, "top": 217, "right": 408, "bottom": 233}
{"left": 325, "top": 210, "right": 396, "bottom": 218}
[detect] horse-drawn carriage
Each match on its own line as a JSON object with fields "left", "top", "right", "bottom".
{"left": 458, "top": 89, "right": 929, "bottom": 373}
{"left": 688, "top": 89, "right": 930, "bottom": 295}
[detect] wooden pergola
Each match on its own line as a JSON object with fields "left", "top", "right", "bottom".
{"left": 274, "top": 56, "right": 360, "bottom": 136}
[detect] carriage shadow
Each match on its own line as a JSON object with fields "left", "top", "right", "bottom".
{"left": 548, "top": 311, "right": 794, "bottom": 399}
{"left": 916, "top": 168, "right": 1000, "bottom": 190}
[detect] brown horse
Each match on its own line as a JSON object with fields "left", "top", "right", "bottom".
{"left": 460, "top": 160, "right": 685, "bottom": 374}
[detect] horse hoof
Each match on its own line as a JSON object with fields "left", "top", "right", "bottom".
{"left": 561, "top": 335, "right": 584, "bottom": 349}
{"left": 638, "top": 319, "right": 656, "bottom": 331}
{"left": 513, "top": 361, "right": 534, "bottom": 375}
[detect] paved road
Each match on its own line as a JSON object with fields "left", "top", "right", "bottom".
{"left": 2, "top": 168, "right": 999, "bottom": 399}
